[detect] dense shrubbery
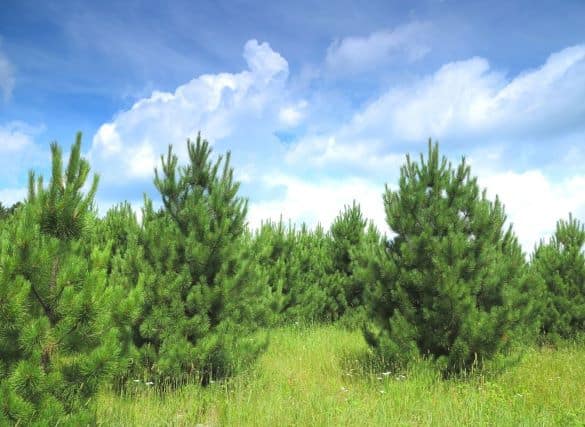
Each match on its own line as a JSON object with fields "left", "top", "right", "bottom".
{"left": 1, "top": 132, "right": 584, "bottom": 423}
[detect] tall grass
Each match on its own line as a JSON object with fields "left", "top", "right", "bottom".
{"left": 97, "top": 325, "right": 585, "bottom": 426}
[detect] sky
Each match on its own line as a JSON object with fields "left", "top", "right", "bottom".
{"left": 1, "top": 0, "right": 584, "bottom": 253}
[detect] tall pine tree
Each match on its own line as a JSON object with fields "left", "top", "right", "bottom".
{"left": 0, "top": 134, "right": 123, "bottom": 424}
{"left": 134, "top": 134, "right": 270, "bottom": 384}
{"left": 364, "top": 141, "right": 540, "bottom": 374}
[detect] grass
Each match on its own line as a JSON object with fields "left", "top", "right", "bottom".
{"left": 96, "top": 325, "right": 585, "bottom": 426}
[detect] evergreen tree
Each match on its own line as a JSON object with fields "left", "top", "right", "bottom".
{"left": 0, "top": 134, "right": 123, "bottom": 424}
{"left": 134, "top": 134, "right": 270, "bottom": 384}
{"left": 364, "top": 140, "right": 540, "bottom": 374}
{"left": 330, "top": 201, "right": 368, "bottom": 310}
{"left": 252, "top": 220, "right": 347, "bottom": 323}
{"left": 531, "top": 214, "right": 585, "bottom": 340}
{"left": 0, "top": 201, "right": 21, "bottom": 222}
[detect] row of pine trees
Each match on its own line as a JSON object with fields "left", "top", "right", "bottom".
{"left": 1, "top": 133, "right": 584, "bottom": 424}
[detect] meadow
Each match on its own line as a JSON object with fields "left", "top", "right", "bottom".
{"left": 97, "top": 325, "right": 585, "bottom": 426}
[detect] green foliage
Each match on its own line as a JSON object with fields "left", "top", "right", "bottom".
{"left": 330, "top": 201, "right": 370, "bottom": 310}
{"left": 0, "top": 134, "right": 123, "bottom": 424}
{"left": 131, "top": 134, "right": 270, "bottom": 384}
{"left": 531, "top": 214, "right": 585, "bottom": 340}
{"left": 252, "top": 220, "right": 347, "bottom": 323}
{"left": 0, "top": 201, "right": 21, "bottom": 222}
{"left": 363, "top": 140, "right": 541, "bottom": 374}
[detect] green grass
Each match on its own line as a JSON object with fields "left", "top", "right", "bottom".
{"left": 97, "top": 325, "right": 585, "bottom": 426}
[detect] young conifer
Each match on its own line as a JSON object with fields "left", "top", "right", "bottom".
{"left": 330, "top": 201, "right": 368, "bottom": 310}
{"left": 0, "top": 134, "right": 122, "bottom": 424}
{"left": 531, "top": 214, "right": 585, "bottom": 340}
{"left": 135, "top": 134, "right": 269, "bottom": 384}
{"left": 365, "top": 140, "right": 539, "bottom": 374}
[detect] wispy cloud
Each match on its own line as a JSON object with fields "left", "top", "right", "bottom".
{"left": 0, "top": 43, "right": 15, "bottom": 102}
{"left": 325, "top": 21, "right": 431, "bottom": 75}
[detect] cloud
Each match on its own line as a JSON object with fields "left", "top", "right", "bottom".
{"left": 344, "top": 44, "right": 585, "bottom": 143}
{"left": 0, "top": 45, "right": 15, "bottom": 102}
{"left": 0, "top": 122, "right": 36, "bottom": 152}
{"left": 247, "top": 174, "right": 388, "bottom": 233}
{"left": 325, "top": 21, "right": 431, "bottom": 74}
{"left": 477, "top": 169, "right": 585, "bottom": 254}
{"left": 90, "top": 40, "right": 290, "bottom": 182}
{"left": 0, "top": 122, "right": 46, "bottom": 187}
{"left": 278, "top": 100, "right": 308, "bottom": 127}
{"left": 287, "top": 44, "right": 585, "bottom": 173}
{"left": 0, "top": 187, "right": 26, "bottom": 206}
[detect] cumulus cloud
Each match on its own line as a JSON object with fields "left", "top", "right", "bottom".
{"left": 247, "top": 174, "right": 388, "bottom": 233}
{"left": 345, "top": 44, "right": 585, "bottom": 143}
{"left": 288, "top": 44, "right": 585, "bottom": 172}
{"left": 90, "top": 39, "right": 290, "bottom": 181}
{"left": 325, "top": 21, "right": 431, "bottom": 74}
{"left": 0, "top": 46, "right": 15, "bottom": 102}
{"left": 477, "top": 169, "right": 585, "bottom": 253}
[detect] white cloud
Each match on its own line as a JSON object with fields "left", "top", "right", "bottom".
{"left": 90, "top": 39, "right": 290, "bottom": 180}
{"left": 0, "top": 45, "right": 15, "bottom": 102}
{"left": 278, "top": 100, "right": 308, "bottom": 127}
{"left": 0, "top": 187, "right": 26, "bottom": 206}
{"left": 287, "top": 44, "right": 585, "bottom": 174}
{"left": 248, "top": 174, "right": 388, "bottom": 234}
{"left": 477, "top": 169, "right": 585, "bottom": 254}
{"left": 0, "top": 122, "right": 45, "bottom": 186}
{"left": 345, "top": 44, "right": 585, "bottom": 143}
{"left": 325, "top": 21, "right": 431, "bottom": 74}
{"left": 0, "top": 122, "right": 36, "bottom": 152}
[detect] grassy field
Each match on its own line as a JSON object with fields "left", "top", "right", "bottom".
{"left": 97, "top": 325, "right": 585, "bottom": 426}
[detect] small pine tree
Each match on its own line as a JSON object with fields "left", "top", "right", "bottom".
{"left": 135, "top": 134, "right": 270, "bottom": 384}
{"left": 531, "top": 214, "right": 585, "bottom": 340}
{"left": 364, "top": 140, "right": 540, "bottom": 374}
{"left": 0, "top": 134, "right": 123, "bottom": 424}
{"left": 330, "top": 201, "right": 368, "bottom": 310}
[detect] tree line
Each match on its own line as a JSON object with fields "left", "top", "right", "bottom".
{"left": 1, "top": 133, "right": 583, "bottom": 424}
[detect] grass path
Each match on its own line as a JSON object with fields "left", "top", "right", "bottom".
{"left": 97, "top": 325, "right": 585, "bottom": 426}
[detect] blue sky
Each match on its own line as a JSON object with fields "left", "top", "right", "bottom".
{"left": 1, "top": 0, "right": 584, "bottom": 252}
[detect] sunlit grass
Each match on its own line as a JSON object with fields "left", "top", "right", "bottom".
{"left": 97, "top": 325, "right": 585, "bottom": 426}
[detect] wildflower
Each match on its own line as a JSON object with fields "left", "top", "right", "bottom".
{"left": 382, "top": 371, "right": 391, "bottom": 377}
{"left": 132, "top": 379, "right": 141, "bottom": 383}
{"left": 395, "top": 374, "right": 406, "bottom": 381}
{"left": 340, "top": 386, "right": 349, "bottom": 392}
{"left": 145, "top": 381, "right": 154, "bottom": 386}
{"left": 379, "top": 390, "right": 385, "bottom": 394}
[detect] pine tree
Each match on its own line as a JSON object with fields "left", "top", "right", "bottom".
{"left": 0, "top": 134, "right": 123, "bottom": 424}
{"left": 531, "top": 214, "right": 585, "bottom": 340}
{"left": 134, "top": 134, "right": 270, "bottom": 384}
{"left": 330, "top": 201, "right": 368, "bottom": 311}
{"left": 364, "top": 140, "right": 540, "bottom": 374}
